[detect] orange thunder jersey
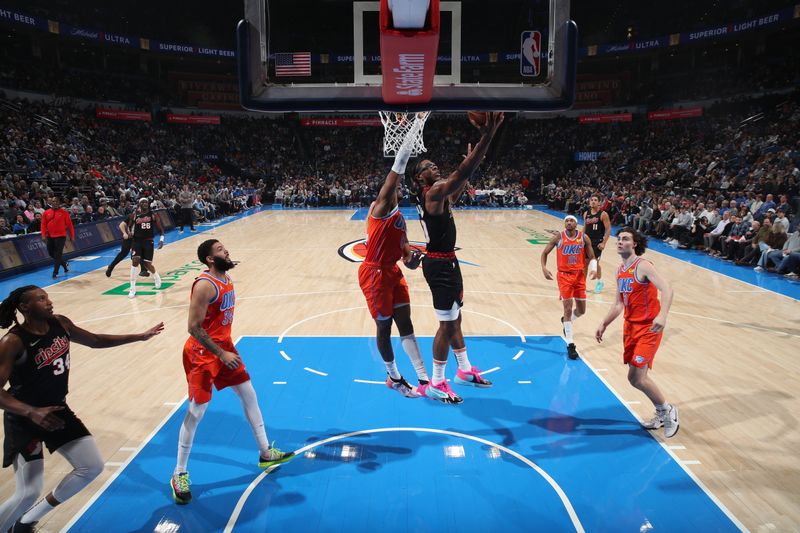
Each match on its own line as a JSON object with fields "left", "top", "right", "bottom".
{"left": 556, "top": 230, "right": 586, "bottom": 273}
{"left": 617, "top": 257, "right": 660, "bottom": 323}
{"left": 187, "top": 271, "right": 235, "bottom": 345}
{"left": 364, "top": 206, "right": 408, "bottom": 265}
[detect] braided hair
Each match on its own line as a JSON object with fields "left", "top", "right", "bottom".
{"left": 0, "top": 286, "right": 40, "bottom": 329}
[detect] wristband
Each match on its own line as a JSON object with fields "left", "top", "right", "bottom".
{"left": 588, "top": 259, "right": 598, "bottom": 273}
{"left": 159, "top": 235, "right": 165, "bottom": 242}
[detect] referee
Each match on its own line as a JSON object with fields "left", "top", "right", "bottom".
{"left": 40, "top": 197, "right": 75, "bottom": 280}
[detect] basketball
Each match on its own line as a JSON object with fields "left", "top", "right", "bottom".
{"left": 467, "top": 111, "right": 488, "bottom": 126}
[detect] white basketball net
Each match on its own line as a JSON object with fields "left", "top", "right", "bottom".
{"left": 379, "top": 111, "right": 431, "bottom": 158}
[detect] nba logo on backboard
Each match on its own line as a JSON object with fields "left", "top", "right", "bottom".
{"left": 520, "top": 31, "right": 541, "bottom": 77}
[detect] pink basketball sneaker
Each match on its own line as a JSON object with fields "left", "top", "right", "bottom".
{"left": 454, "top": 367, "right": 493, "bottom": 388}
{"left": 423, "top": 380, "right": 463, "bottom": 404}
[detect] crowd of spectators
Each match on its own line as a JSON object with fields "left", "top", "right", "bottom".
{"left": 269, "top": 117, "right": 529, "bottom": 209}
{"left": 0, "top": 98, "right": 278, "bottom": 239}
{"left": 544, "top": 93, "right": 800, "bottom": 278}
{"left": 1, "top": 89, "right": 797, "bottom": 277}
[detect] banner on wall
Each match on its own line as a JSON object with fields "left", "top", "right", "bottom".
{"left": 13, "top": 236, "right": 51, "bottom": 264}
{"left": 72, "top": 225, "right": 105, "bottom": 250}
{"left": 578, "top": 113, "right": 632, "bottom": 124}
{"left": 574, "top": 152, "right": 606, "bottom": 161}
{"left": 0, "top": 241, "right": 23, "bottom": 269}
{"left": 647, "top": 107, "right": 703, "bottom": 120}
{"left": 580, "top": 7, "right": 795, "bottom": 57}
{"left": 0, "top": 4, "right": 796, "bottom": 61}
{"left": 299, "top": 118, "right": 383, "bottom": 127}
{"left": 1, "top": 211, "right": 175, "bottom": 277}
{"left": 0, "top": 7, "right": 46, "bottom": 31}
{"left": 167, "top": 114, "right": 221, "bottom": 124}
{"left": 96, "top": 108, "right": 152, "bottom": 121}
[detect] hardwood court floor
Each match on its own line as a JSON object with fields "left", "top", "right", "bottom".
{"left": 1, "top": 209, "right": 797, "bottom": 532}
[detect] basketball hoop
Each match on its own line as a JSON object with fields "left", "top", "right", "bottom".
{"left": 379, "top": 111, "right": 431, "bottom": 158}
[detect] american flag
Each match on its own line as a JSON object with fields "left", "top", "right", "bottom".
{"left": 274, "top": 52, "right": 311, "bottom": 77}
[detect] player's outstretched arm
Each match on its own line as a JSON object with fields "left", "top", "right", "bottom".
{"left": 373, "top": 171, "right": 403, "bottom": 219}
{"left": 56, "top": 315, "right": 163, "bottom": 349}
{"left": 433, "top": 112, "right": 504, "bottom": 201}
{"left": 373, "top": 119, "right": 421, "bottom": 218}
{"left": 448, "top": 142, "right": 476, "bottom": 204}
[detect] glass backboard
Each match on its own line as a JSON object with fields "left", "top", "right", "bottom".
{"left": 238, "top": 0, "right": 577, "bottom": 112}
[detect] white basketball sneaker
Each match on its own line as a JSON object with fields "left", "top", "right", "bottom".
{"left": 663, "top": 404, "right": 680, "bottom": 438}
{"left": 642, "top": 411, "right": 665, "bottom": 430}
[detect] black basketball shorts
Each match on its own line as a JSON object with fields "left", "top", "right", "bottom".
{"left": 422, "top": 257, "right": 464, "bottom": 319}
{"left": 3, "top": 404, "right": 91, "bottom": 467}
{"left": 131, "top": 239, "right": 155, "bottom": 262}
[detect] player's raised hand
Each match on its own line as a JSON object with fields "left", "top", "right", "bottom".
{"left": 478, "top": 112, "right": 504, "bottom": 136}
{"left": 469, "top": 112, "right": 505, "bottom": 135}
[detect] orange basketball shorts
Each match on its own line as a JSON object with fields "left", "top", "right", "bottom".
{"left": 182, "top": 339, "right": 250, "bottom": 404}
{"left": 358, "top": 262, "right": 410, "bottom": 320}
{"left": 623, "top": 321, "right": 663, "bottom": 369}
{"left": 557, "top": 270, "right": 586, "bottom": 300}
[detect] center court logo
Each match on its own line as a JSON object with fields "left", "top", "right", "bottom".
{"left": 337, "top": 239, "right": 429, "bottom": 263}
{"left": 102, "top": 260, "right": 205, "bottom": 296}
{"left": 338, "top": 239, "right": 468, "bottom": 264}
